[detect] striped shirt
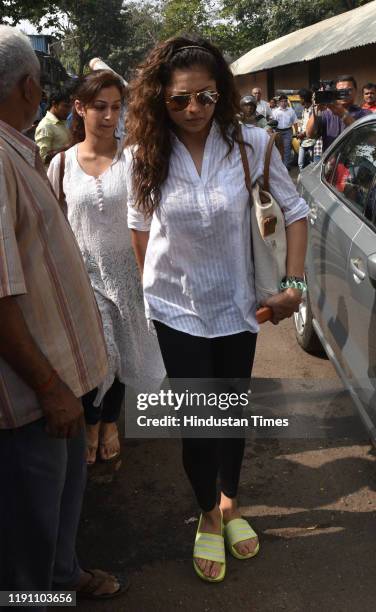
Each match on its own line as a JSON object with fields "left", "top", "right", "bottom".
{"left": 127, "top": 122, "right": 309, "bottom": 338}
{"left": 0, "top": 120, "right": 108, "bottom": 429}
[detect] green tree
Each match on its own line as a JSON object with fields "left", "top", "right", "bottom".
{"left": 0, "top": 0, "right": 50, "bottom": 25}
{"left": 0, "top": 0, "right": 145, "bottom": 77}
{"left": 218, "top": 0, "right": 374, "bottom": 58}
{"left": 46, "top": 0, "right": 128, "bottom": 76}
{"left": 108, "top": 2, "right": 164, "bottom": 79}
{"left": 160, "top": 0, "right": 215, "bottom": 39}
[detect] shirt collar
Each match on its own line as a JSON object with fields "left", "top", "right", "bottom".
{"left": 45, "top": 110, "right": 61, "bottom": 125}
{"left": 0, "top": 119, "right": 38, "bottom": 167}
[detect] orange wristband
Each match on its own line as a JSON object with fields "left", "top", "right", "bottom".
{"left": 34, "top": 370, "right": 58, "bottom": 395}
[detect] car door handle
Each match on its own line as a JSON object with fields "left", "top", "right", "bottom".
{"left": 350, "top": 257, "right": 366, "bottom": 281}
{"left": 308, "top": 207, "right": 317, "bottom": 224}
{"left": 367, "top": 253, "right": 376, "bottom": 289}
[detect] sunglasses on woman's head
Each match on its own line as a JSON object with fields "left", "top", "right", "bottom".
{"left": 165, "top": 90, "right": 219, "bottom": 112}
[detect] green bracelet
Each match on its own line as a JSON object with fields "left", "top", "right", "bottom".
{"left": 280, "top": 276, "right": 307, "bottom": 292}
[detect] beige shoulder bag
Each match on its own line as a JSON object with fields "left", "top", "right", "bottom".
{"left": 238, "top": 132, "right": 287, "bottom": 307}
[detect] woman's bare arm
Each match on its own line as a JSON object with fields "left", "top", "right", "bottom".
{"left": 285, "top": 218, "right": 307, "bottom": 277}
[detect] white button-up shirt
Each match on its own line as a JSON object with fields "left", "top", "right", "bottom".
{"left": 256, "top": 99, "right": 272, "bottom": 119}
{"left": 126, "top": 122, "right": 308, "bottom": 338}
{"left": 272, "top": 107, "right": 298, "bottom": 130}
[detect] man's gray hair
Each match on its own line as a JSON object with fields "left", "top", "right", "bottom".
{"left": 0, "top": 25, "right": 40, "bottom": 103}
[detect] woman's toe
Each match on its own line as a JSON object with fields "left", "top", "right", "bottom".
{"left": 250, "top": 538, "right": 258, "bottom": 553}
{"left": 205, "top": 561, "right": 212, "bottom": 577}
{"left": 211, "top": 562, "right": 220, "bottom": 578}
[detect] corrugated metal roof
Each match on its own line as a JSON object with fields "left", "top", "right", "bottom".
{"left": 231, "top": 0, "right": 376, "bottom": 76}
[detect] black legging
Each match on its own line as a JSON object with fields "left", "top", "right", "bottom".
{"left": 154, "top": 321, "right": 257, "bottom": 512}
{"left": 82, "top": 378, "right": 125, "bottom": 425}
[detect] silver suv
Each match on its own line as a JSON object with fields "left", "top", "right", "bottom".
{"left": 294, "top": 114, "right": 376, "bottom": 441}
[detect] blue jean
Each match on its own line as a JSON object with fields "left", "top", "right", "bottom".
{"left": 298, "top": 144, "right": 314, "bottom": 171}
{"left": 277, "top": 128, "right": 293, "bottom": 169}
{"left": 0, "top": 418, "right": 86, "bottom": 603}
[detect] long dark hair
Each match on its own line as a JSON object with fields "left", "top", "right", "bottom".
{"left": 125, "top": 35, "right": 241, "bottom": 216}
{"left": 71, "top": 70, "right": 126, "bottom": 145}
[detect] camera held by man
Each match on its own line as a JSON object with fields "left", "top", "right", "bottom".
{"left": 306, "top": 75, "right": 371, "bottom": 152}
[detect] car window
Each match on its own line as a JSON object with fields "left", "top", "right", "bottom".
{"left": 323, "top": 151, "right": 339, "bottom": 184}
{"left": 327, "top": 124, "right": 376, "bottom": 216}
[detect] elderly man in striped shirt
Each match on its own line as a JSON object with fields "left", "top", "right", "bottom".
{"left": 0, "top": 26, "right": 126, "bottom": 605}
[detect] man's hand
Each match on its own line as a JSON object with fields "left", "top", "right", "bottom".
{"left": 263, "top": 288, "right": 302, "bottom": 325}
{"left": 297, "top": 132, "right": 306, "bottom": 140}
{"left": 37, "top": 377, "right": 84, "bottom": 438}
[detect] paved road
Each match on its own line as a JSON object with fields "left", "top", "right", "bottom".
{"left": 73, "top": 319, "right": 376, "bottom": 612}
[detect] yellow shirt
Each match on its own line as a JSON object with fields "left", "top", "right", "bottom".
{"left": 35, "top": 110, "right": 71, "bottom": 163}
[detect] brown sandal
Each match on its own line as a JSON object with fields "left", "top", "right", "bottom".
{"left": 75, "top": 568, "right": 129, "bottom": 600}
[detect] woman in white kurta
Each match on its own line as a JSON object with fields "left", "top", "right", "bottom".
{"left": 48, "top": 70, "right": 165, "bottom": 464}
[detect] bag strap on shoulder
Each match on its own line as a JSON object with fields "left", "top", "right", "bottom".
{"left": 238, "top": 138, "right": 252, "bottom": 198}
{"left": 58, "top": 150, "right": 67, "bottom": 216}
{"left": 238, "top": 127, "right": 276, "bottom": 198}
{"left": 263, "top": 132, "right": 276, "bottom": 192}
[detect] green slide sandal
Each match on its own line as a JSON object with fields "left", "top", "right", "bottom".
{"left": 225, "top": 518, "right": 260, "bottom": 560}
{"left": 193, "top": 514, "right": 226, "bottom": 583}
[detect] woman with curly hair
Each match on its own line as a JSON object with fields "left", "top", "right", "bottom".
{"left": 48, "top": 70, "right": 165, "bottom": 465}
{"left": 126, "top": 36, "right": 308, "bottom": 583}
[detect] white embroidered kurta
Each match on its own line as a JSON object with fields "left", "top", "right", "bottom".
{"left": 48, "top": 145, "right": 165, "bottom": 403}
{"left": 126, "top": 123, "right": 309, "bottom": 338}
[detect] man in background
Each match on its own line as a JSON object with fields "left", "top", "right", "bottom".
{"left": 306, "top": 75, "right": 371, "bottom": 152}
{"left": 35, "top": 88, "right": 71, "bottom": 164}
{"left": 269, "top": 98, "right": 277, "bottom": 110}
{"left": 272, "top": 94, "right": 298, "bottom": 169}
{"left": 239, "top": 94, "right": 268, "bottom": 128}
{"left": 252, "top": 86, "right": 273, "bottom": 120}
{"left": 362, "top": 82, "right": 376, "bottom": 112}
{"left": 297, "top": 89, "right": 315, "bottom": 171}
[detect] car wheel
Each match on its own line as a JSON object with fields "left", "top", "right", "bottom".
{"left": 293, "top": 288, "right": 324, "bottom": 355}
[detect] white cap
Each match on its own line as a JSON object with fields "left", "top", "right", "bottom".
{"left": 89, "top": 57, "right": 110, "bottom": 71}
{"left": 89, "top": 57, "right": 128, "bottom": 86}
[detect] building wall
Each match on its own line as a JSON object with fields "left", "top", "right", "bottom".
{"left": 234, "top": 71, "right": 268, "bottom": 99}
{"left": 320, "top": 44, "right": 376, "bottom": 105}
{"left": 273, "top": 62, "right": 309, "bottom": 92}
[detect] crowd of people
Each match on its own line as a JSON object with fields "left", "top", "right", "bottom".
{"left": 238, "top": 78, "right": 376, "bottom": 170}
{"left": 3, "top": 20, "right": 374, "bottom": 607}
